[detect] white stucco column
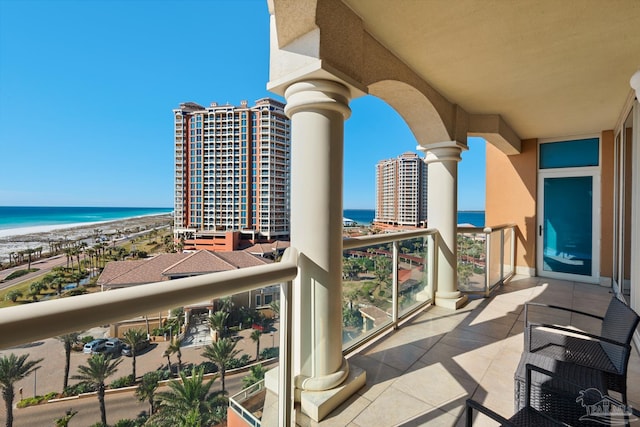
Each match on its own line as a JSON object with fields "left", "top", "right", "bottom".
{"left": 420, "top": 141, "right": 468, "bottom": 310}
{"left": 284, "top": 79, "right": 365, "bottom": 421}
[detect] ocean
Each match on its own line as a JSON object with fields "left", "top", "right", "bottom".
{"left": 344, "top": 209, "right": 485, "bottom": 227}
{"left": 0, "top": 206, "right": 173, "bottom": 231}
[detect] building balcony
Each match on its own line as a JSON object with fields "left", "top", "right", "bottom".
{"left": 3, "top": 225, "right": 635, "bottom": 426}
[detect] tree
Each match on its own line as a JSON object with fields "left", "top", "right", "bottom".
{"left": 4, "top": 289, "right": 22, "bottom": 303}
{"left": 0, "top": 353, "right": 42, "bottom": 427}
{"left": 250, "top": 329, "right": 262, "bottom": 361}
{"left": 163, "top": 348, "right": 172, "bottom": 374}
{"left": 207, "top": 311, "right": 228, "bottom": 341}
{"left": 149, "top": 367, "right": 225, "bottom": 427}
{"left": 71, "top": 353, "right": 122, "bottom": 426}
{"left": 242, "top": 364, "right": 267, "bottom": 388}
{"left": 201, "top": 337, "right": 240, "bottom": 394}
{"left": 55, "top": 409, "right": 78, "bottom": 427}
{"left": 56, "top": 332, "right": 83, "bottom": 390}
{"left": 136, "top": 371, "right": 161, "bottom": 415}
{"left": 167, "top": 338, "right": 183, "bottom": 375}
{"left": 122, "top": 328, "right": 147, "bottom": 380}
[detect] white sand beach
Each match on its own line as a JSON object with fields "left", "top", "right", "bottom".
{"left": 0, "top": 214, "right": 172, "bottom": 264}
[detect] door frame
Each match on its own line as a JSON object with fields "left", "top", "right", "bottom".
{"left": 536, "top": 141, "right": 601, "bottom": 284}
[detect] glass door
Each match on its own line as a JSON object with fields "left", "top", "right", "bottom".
{"left": 537, "top": 138, "right": 600, "bottom": 283}
{"left": 540, "top": 175, "right": 596, "bottom": 278}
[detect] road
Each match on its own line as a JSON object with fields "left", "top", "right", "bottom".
{"left": 0, "top": 254, "right": 68, "bottom": 291}
{"left": 0, "top": 324, "right": 278, "bottom": 426}
{"left": 9, "top": 372, "right": 246, "bottom": 426}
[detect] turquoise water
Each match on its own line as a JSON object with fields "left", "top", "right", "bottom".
{"left": 0, "top": 206, "right": 173, "bottom": 231}
{"left": 343, "top": 209, "right": 485, "bottom": 227}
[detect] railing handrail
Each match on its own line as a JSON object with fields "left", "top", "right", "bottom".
{"left": 230, "top": 379, "right": 265, "bottom": 403}
{"left": 0, "top": 248, "right": 299, "bottom": 350}
{"left": 457, "top": 223, "right": 516, "bottom": 234}
{"left": 343, "top": 228, "right": 438, "bottom": 250}
{"left": 482, "top": 223, "right": 516, "bottom": 233}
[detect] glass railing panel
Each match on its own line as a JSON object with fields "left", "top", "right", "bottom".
{"left": 487, "top": 229, "right": 503, "bottom": 288}
{"left": 342, "top": 243, "right": 394, "bottom": 348}
{"left": 398, "top": 236, "right": 432, "bottom": 318}
{"left": 502, "top": 228, "right": 514, "bottom": 277}
{"left": 457, "top": 230, "right": 487, "bottom": 292}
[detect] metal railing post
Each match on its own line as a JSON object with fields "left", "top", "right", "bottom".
{"left": 483, "top": 227, "right": 492, "bottom": 297}
{"left": 510, "top": 227, "right": 515, "bottom": 276}
{"left": 392, "top": 241, "right": 399, "bottom": 327}
{"left": 278, "top": 278, "right": 294, "bottom": 426}
{"left": 499, "top": 229, "right": 505, "bottom": 283}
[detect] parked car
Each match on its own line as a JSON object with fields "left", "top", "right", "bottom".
{"left": 83, "top": 338, "right": 107, "bottom": 354}
{"left": 121, "top": 339, "right": 150, "bottom": 356}
{"left": 104, "top": 338, "right": 123, "bottom": 355}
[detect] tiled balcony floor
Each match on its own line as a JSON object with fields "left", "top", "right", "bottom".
{"left": 311, "top": 276, "right": 640, "bottom": 426}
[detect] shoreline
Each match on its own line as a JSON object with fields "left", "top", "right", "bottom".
{"left": 0, "top": 212, "right": 173, "bottom": 239}
{"left": 0, "top": 214, "right": 173, "bottom": 264}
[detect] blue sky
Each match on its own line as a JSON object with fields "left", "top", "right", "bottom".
{"left": 0, "top": 0, "right": 485, "bottom": 210}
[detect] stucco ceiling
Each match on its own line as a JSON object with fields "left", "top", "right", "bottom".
{"left": 342, "top": 0, "right": 640, "bottom": 140}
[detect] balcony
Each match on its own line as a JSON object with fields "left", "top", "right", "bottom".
{"left": 2, "top": 227, "right": 636, "bottom": 426}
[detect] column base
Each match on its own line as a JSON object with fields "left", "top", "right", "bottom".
{"left": 298, "top": 364, "right": 366, "bottom": 422}
{"left": 263, "top": 364, "right": 366, "bottom": 423}
{"left": 435, "top": 294, "right": 468, "bottom": 310}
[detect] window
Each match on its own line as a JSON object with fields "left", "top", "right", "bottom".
{"left": 540, "top": 138, "right": 599, "bottom": 169}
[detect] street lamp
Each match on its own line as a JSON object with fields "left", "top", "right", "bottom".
{"left": 271, "top": 332, "right": 274, "bottom": 348}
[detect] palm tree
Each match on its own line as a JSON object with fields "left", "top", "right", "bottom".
{"left": 54, "top": 409, "right": 78, "bottom": 427}
{"left": 136, "top": 371, "right": 161, "bottom": 415}
{"left": 0, "top": 353, "right": 42, "bottom": 427}
{"left": 56, "top": 332, "right": 84, "bottom": 391}
{"left": 250, "top": 329, "right": 262, "bottom": 361}
{"left": 4, "top": 289, "right": 22, "bottom": 303}
{"left": 149, "top": 366, "right": 225, "bottom": 427}
{"left": 163, "top": 347, "right": 173, "bottom": 374}
{"left": 242, "top": 364, "right": 267, "bottom": 388}
{"left": 201, "top": 337, "right": 240, "bottom": 394}
{"left": 167, "top": 338, "right": 183, "bottom": 375}
{"left": 71, "top": 353, "right": 121, "bottom": 426}
{"left": 207, "top": 310, "right": 228, "bottom": 341}
{"left": 122, "top": 328, "right": 147, "bottom": 380}
{"left": 56, "top": 331, "right": 84, "bottom": 391}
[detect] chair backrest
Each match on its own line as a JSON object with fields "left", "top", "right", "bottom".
{"left": 601, "top": 297, "right": 640, "bottom": 372}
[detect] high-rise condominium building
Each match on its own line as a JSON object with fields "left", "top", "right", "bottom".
{"left": 173, "top": 98, "right": 290, "bottom": 247}
{"left": 375, "top": 152, "right": 428, "bottom": 227}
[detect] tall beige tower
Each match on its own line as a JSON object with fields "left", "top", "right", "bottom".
{"left": 375, "top": 152, "right": 428, "bottom": 227}
{"left": 173, "top": 98, "right": 290, "bottom": 240}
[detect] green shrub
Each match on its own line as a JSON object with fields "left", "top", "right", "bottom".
{"left": 5, "top": 269, "right": 38, "bottom": 280}
{"left": 227, "top": 354, "right": 251, "bottom": 369}
{"left": 81, "top": 336, "right": 94, "bottom": 344}
{"left": 261, "top": 347, "right": 279, "bottom": 359}
{"left": 64, "top": 287, "right": 87, "bottom": 297}
{"left": 196, "top": 361, "right": 218, "bottom": 374}
{"left": 110, "top": 375, "right": 135, "bottom": 389}
{"left": 17, "top": 391, "right": 57, "bottom": 408}
{"left": 63, "top": 382, "right": 96, "bottom": 396}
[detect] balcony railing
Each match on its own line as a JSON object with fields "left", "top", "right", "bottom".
{"left": 1, "top": 225, "right": 512, "bottom": 426}
{"left": 342, "top": 229, "right": 436, "bottom": 352}
{"left": 457, "top": 223, "right": 516, "bottom": 296}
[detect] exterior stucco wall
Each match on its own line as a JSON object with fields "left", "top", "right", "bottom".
{"left": 486, "top": 139, "right": 537, "bottom": 274}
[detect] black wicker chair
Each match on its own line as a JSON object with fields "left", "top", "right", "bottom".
{"left": 524, "top": 296, "right": 640, "bottom": 404}
{"left": 468, "top": 363, "right": 638, "bottom": 426}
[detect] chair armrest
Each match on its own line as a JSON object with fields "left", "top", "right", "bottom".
{"left": 528, "top": 322, "right": 629, "bottom": 348}
{"left": 524, "top": 301, "right": 604, "bottom": 328}
{"left": 465, "top": 399, "right": 516, "bottom": 427}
